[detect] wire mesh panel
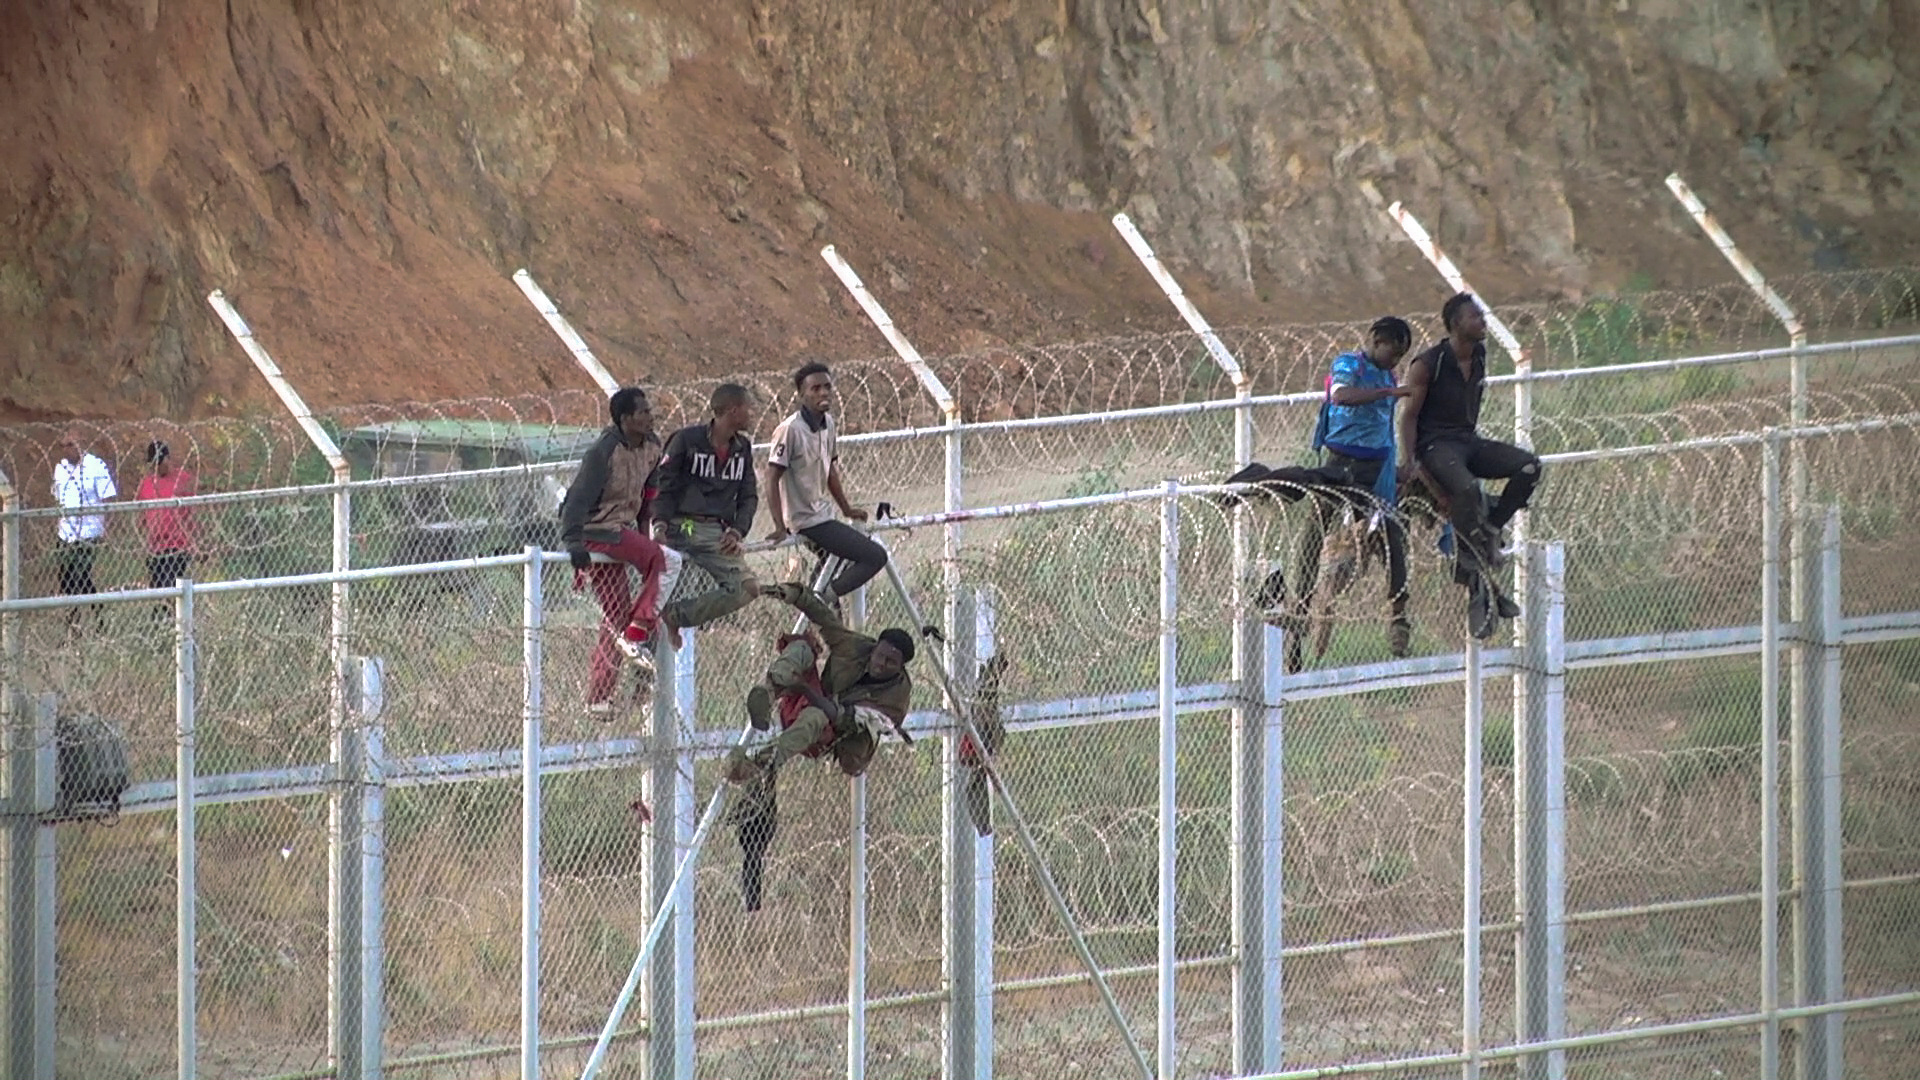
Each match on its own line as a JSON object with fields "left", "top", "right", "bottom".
{"left": 194, "top": 796, "right": 330, "bottom": 1080}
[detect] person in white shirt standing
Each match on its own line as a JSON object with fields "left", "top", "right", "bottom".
{"left": 763, "top": 362, "right": 888, "bottom": 605}
{"left": 53, "top": 427, "right": 117, "bottom": 631}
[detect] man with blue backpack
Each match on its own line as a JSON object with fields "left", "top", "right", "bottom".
{"left": 1223, "top": 316, "right": 1416, "bottom": 669}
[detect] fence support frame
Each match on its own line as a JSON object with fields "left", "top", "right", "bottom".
{"left": 943, "top": 587, "right": 994, "bottom": 1080}
{"left": 1515, "top": 546, "right": 1566, "bottom": 1080}
{"left": 1793, "top": 507, "right": 1845, "bottom": 1080}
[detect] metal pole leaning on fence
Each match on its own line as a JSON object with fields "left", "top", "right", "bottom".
{"left": 205, "top": 289, "right": 375, "bottom": 1078}
{"left": 875, "top": 553, "right": 1157, "bottom": 1080}
{"left": 511, "top": 270, "right": 623, "bottom": 395}
{"left": 1112, "top": 209, "right": 1282, "bottom": 1076}
{"left": 175, "top": 578, "right": 197, "bottom": 1080}
{"left": 576, "top": 559, "right": 839, "bottom": 1080}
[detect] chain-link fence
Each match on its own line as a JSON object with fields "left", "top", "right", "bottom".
{"left": 5, "top": 266, "right": 1920, "bottom": 1080}
{"left": 7, "top": 450, "right": 1919, "bottom": 1080}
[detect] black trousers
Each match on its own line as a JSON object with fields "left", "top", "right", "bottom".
{"left": 149, "top": 550, "right": 192, "bottom": 591}
{"left": 799, "top": 520, "right": 889, "bottom": 599}
{"left": 57, "top": 540, "right": 99, "bottom": 597}
{"left": 1417, "top": 435, "right": 1541, "bottom": 552}
{"left": 1231, "top": 456, "right": 1409, "bottom": 608}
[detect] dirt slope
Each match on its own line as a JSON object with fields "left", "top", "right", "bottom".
{"left": 1, "top": 0, "right": 1914, "bottom": 422}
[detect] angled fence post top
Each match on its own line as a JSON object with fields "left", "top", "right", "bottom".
{"left": 1380, "top": 201, "right": 1531, "bottom": 369}
{"left": 1110, "top": 212, "right": 1249, "bottom": 392}
{"left": 511, "top": 269, "right": 623, "bottom": 396}
{"left": 818, "top": 245, "right": 960, "bottom": 421}
{"left": 1664, "top": 174, "right": 1806, "bottom": 343}
{"left": 205, "top": 289, "right": 349, "bottom": 475}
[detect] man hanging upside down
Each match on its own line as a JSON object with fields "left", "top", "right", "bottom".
{"left": 726, "top": 582, "right": 917, "bottom": 787}
{"left": 727, "top": 582, "right": 918, "bottom": 910}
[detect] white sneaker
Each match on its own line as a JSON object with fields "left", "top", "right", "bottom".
{"left": 586, "top": 700, "right": 615, "bottom": 721}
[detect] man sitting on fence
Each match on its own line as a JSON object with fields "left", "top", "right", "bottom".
{"left": 653, "top": 383, "right": 762, "bottom": 648}
{"left": 560, "top": 387, "right": 671, "bottom": 718}
{"left": 764, "top": 361, "right": 889, "bottom": 608}
{"left": 1222, "top": 316, "right": 1416, "bottom": 669}
{"left": 1395, "top": 293, "right": 1539, "bottom": 639}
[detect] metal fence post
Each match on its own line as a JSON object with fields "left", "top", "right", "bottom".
{"left": 1235, "top": 620, "right": 1287, "bottom": 1073}
{"left": 848, "top": 583, "right": 871, "bottom": 1080}
{"left": 1463, "top": 640, "right": 1485, "bottom": 1080}
{"left": 643, "top": 631, "right": 697, "bottom": 1080}
{"left": 521, "top": 548, "right": 544, "bottom": 1080}
{"left": 1516, "top": 545, "right": 1566, "bottom": 1080}
{"left": 1157, "top": 480, "right": 1180, "bottom": 1080}
{"left": 943, "top": 587, "right": 991, "bottom": 1080}
{"left": 4, "top": 687, "right": 55, "bottom": 1080}
{"left": 1793, "top": 507, "right": 1845, "bottom": 1080}
{"left": 1759, "top": 437, "right": 1784, "bottom": 1080}
{"left": 205, "top": 291, "right": 365, "bottom": 1073}
{"left": 0, "top": 467, "right": 53, "bottom": 1080}
{"left": 343, "top": 655, "right": 387, "bottom": 1080}
{"left": 177, "top": 579, "right": 198, "bottom": 1080}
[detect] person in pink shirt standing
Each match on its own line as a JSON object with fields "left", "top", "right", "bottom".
{"left": 136, "top": 441, "right": 199, "bottom": 620}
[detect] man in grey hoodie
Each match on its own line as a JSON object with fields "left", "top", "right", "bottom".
{"left": 559, "top": 387, "right": 670, "bottom": 717}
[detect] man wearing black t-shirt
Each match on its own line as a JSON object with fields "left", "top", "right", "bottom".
{"left": 1395, "top": 292, "right": 1542, "bottom": 638}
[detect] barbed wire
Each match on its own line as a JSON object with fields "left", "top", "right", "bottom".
{"left": 3, "top": 266, "right": 1915, "bottom": 502}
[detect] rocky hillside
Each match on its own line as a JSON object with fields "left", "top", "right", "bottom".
{"left": 2, "top": 0, "right": 1913, "bottom": 421}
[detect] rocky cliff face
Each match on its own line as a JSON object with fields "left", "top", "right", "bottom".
{"left": 2, "top": 0, "right": 1912, "bottom": 421}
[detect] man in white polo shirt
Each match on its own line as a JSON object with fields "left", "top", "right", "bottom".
{"left": 53, "top": 426, "right": 116, "bottom": 631}
{"left": 763, "top": 362, "right": 887, "bottom": 603}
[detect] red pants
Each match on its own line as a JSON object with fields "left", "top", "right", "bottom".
{"left": 584, "top": 528, "right": 667, "bottom": 705}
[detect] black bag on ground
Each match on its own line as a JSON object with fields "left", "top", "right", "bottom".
{"left": 56, "top": 712, "right": 131, "bottom": 817}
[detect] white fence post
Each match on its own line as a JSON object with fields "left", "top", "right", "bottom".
{"left": 1759, "top": 438, "right": 1784, "bottom": 1080}
{"left": 643, "top": 631, "right": 698, "bottom": 1080}
{"left": 521, "top": 548, "right": 544, "bottom": 1080}
{"left": 847, "top": 579, "right": 870, "bottom": 1080}
{"left": 1463, "top": 640, "right": 1486, "bottom": 1080}
{"left": 1240, "top": 620, "right": 1287, "bottom": 1072}
{"left": 348, "top": 655, "right": 387, "bottom": 1080}
{"left": 1157, "top": 480, "right": 1180, "bottom": 1080}
{"left": 1516, "top": 546, "right": 1566, "bottom": 1080}
{"left": 204, "top": 290, "right": 366, "bottom": 1076}
{"left": 0, "top": 470, "right": 54, "bottom": 1080}
{"left": 942, "top": 587, "right": 994, "bottom": 1080}
{"left": 1794, "top": 507, "right": 1845, "bottom": 1080}
{"left": 1111, "top": 214, "right": 1282, "bottom": 1074}
{"left": 176, "top": 579, "right": 198, "bottom": 1080}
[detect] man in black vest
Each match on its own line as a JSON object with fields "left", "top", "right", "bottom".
{"left": 1395, "top": 293, "right": 1542, "bottom": 638}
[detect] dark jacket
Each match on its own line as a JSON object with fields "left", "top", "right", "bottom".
{"left": 558, "top": 426, "right": 661, "bottom": 553}
{"left": 653, "top": 423, "right": 758, "bottom": 536}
